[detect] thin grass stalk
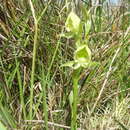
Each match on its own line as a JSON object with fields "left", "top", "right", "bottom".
{"left": 15, "top": 60, "right": 26, "bottom": 120}
{"left": 90, "top": 42, "right": 123, "bottom": 115}
{"left": 0, "top": 102, "right": 16, "bottom": 128}
{"left": 41, "top": 65, "right": 48, "bottom": 130}
{"left": 0, "top": 57, "right": 11, "bottom": 101}
{"left": 29, "top": 0, "right": 38, "bottom": 120}
{"left": 46, "top": 29, "right": 64, "bottom": 82}
{"left": 37, "top": 0, "right": 52, "bottom": 23}
{"left": 13, "top": 41, "right": 26, "bottom": 120}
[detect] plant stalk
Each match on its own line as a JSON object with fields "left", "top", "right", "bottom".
{"left": 29, "top": 0, "right": 38, "bottom": 120}
{"left": 41, "top": 66, "right": 48, "bottom": 130}
{"left": 71, "top": 70, "right": 79, "bottom": 130}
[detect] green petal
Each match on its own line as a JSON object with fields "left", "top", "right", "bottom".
{"left": 74, "top": 45, "right": 91, "bottom": 63}
{"left": 65, "top": 12, "right": 81, "bottom": 34}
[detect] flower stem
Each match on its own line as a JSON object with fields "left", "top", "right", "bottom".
{"left": 71, "top": 69, "right": 80, "bottom": 130}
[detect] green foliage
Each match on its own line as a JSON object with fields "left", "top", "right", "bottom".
{"left": 62, "top": 10, "right": 94, "bottom": 130}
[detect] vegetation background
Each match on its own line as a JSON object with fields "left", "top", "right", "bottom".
{"left": 0, "top": 0, "right": 130, "bottom": 129}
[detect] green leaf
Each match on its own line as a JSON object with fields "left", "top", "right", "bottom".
{"left": 74, "top": 45, "right": 91, "bottom": 68}
{"left": 81, "top": 7, "right": 91, "bottom": 38}
{"left": 85, "top": 20, "right": 91, "bottom": 37}
{"left": 65, "top": 12, "right": 81, "bottom": 34}
{"left": 61, "top": 61, "right": 75, "bottom": 68}
{"left": 81, "top": 6, "right": 90, "bottom": 21}
{"left": 69, "top": 91, "right": 73, "bottom": 108}
{"left": 0, "top": 122, "right": 6, "bottom": 130}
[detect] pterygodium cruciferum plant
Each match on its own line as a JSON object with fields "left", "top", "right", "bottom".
{"left": 61, "top": 9, "right": 96, "bottom": 130}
